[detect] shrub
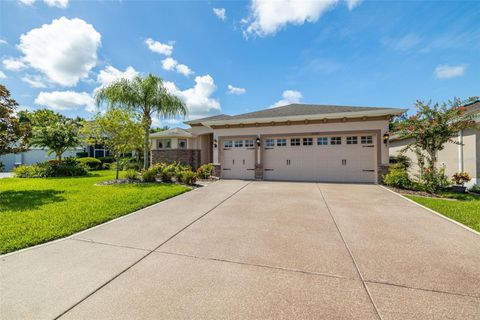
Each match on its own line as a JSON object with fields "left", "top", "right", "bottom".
{"left": 98, "top": 156, "right": 115, "bottom": 164}
{"left": 383, "top": 164, "right": 412, "bottom": 189}
{"left": 0, "top": 161, "right": 4, "bottom": 172}
{"left": 452, "top": 171, "right": 471, "bottom": 186}
{"left": 181, "top": 171, "right": 197, "bottom": 186}
{"left": 76, "top": 152, "right": 88, "bottom": 158}
{"left": 151, "top": 163, "right": 166, "bottom": 175}
{"left": 197, "top": 163, "right": 214, "bottom": 179}
{"left": 160, "top": 164, "right": 176, "bottom": 183}
{"left": 389, "top": 155, "right": 411, "bottom": 169}
{"left": 419, "top": 166, "right": 450, "bottom": 194}
{"left": 78, "top": 157, "right": 102, "bottom": 170}
{"left": 103, "top": 163, "right": 111, "bottom": 170}
{"left": 141, "top": 167, "right": 157, "bottom": 182}
{"left": 14, "top": 164, "right": 46, "bottom": 178}
{"left": 124, "top": 169, "right": 139, "bottom": 181}
{"left": 469, "top": 184, "right": 480, "bottom": 194}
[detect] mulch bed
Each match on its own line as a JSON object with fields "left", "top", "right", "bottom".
{"left": 385, "top": 186, "right": 479, "bottom": 199}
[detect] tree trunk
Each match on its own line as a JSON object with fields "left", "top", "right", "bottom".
{"left": 57, "top": 151, "right": 62, "bottom": 161}
{"left": 143, "top": 127, "right": 149, "bottom": 169}
{"left": 116, "top": 158, "right": 120, "bottom": 180}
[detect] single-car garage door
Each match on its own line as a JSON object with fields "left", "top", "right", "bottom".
{"left": 263, "top": 134, "right": 376, "bottom": 183}
{"left": 221, "top": 138, "right": 256, "bottom": 180}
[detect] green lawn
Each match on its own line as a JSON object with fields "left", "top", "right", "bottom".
{"left": 0, "top": 171, "right": 190, "bottom": 254}
{"left": 406, "top": 192, "right": 480, "bottom": 232}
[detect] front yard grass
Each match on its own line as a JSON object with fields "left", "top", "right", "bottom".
{"left": 406, "top": 192, "right": 480, "bottom": 232}
{"left": 0, "top": 170, "right": 190, "bottom": 254}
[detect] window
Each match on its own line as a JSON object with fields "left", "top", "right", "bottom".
{"left": 303, "top": 137, "right": 313, "bottom": 146}
{"left": 245, "top": 140, "right": 254, "bottom": 147}
{"left": 317, "top": 137, "right": 328, "bottom": 145}
{"left": 178, "top": 139, "right": 187, "bottom": 149}
{"left": 277, "top": 138, "right": 287, "bottom": 146}
{"left": 330, "top": 137, "right": 342, "bottom": 145}
{"left": 234, "top": 140, "right": 244, "bottom": 147}
{"left": 346, "top": 136, "right": 358, "bottom": 145}
{"left": 223, "top": 140, "right": 233, "bottom": 148}
{"left": 290, "top": 138, "right": 301, "bottom": 146}
{"left": 361, "top": 136, "right": 373, "bottom": 144}
{"left": 265, "top": 139, "right": 275, "bottom": 147}
{"left": 158, "top": 139, "right": 171, "bottom": 149}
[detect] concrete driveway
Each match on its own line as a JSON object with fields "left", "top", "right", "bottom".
{"left": 1, "top": 181, "right": 479, "bottom": 319}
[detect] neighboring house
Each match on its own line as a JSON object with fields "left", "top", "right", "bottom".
{"left": 150, "top": 103, "right": 405, "bottom": 183}
{"left": 0, "top": 147, "right": 82, "bottom": 172}
{"left": 389, "top": 100, "right": 480, "bottom": 187}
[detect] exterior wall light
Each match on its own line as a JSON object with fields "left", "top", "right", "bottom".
{"left": 383, "top": 133, "right": 390, "bottom": 144}
{"left": 213, "top": 139, "right": 218, "bottom": 148}
{"left": 256, "top": 137, "right": 261, "bottom": 147}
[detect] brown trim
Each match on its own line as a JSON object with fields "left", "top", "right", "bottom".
{"left": 211, "top": 115, "right": 390, "bottom": 129}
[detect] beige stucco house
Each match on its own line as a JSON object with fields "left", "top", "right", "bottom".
{"left": 150, "top": 103, "right": 406, "bottom": 183}
{"left": 389, "top": 100, "right": 480, "bottom": 187}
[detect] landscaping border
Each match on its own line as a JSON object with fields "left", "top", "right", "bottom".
{"left": 380, "top": 185, "right": 480, "bottom": 237}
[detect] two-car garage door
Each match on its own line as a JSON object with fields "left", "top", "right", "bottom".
{"left": 221, "top": 134, "right": 376, "bottom": 183}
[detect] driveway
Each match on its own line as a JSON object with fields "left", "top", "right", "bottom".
{"left": 1, "top": 181, "right": 479, "bottom": 319}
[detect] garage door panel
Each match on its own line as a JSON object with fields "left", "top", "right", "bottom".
{"left": 263, "top": 135, "right": 376, "bottom": 183}
{"left": 221, "top": 140, "right": 256, "bottom": 180}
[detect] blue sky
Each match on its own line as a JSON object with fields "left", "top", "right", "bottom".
{"left": 1, "top": 0, "right": 479, "bottom": 127}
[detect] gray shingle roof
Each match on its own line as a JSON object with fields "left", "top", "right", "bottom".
{"left": 184, "top": 114, "right": 232, "bottom": 125}
{"left": 464, "top": 100, "right": 480, "bottom": 116}
{"left": 149, "top": 128, "right": 196, "bottom": 138}
{"left": 222, "top": 103, "right": 402, "bottom": 121}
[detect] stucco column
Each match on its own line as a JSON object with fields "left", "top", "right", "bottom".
{"left": 458, "top": 130, "right": 464, "bottom": 172}
{"left": 255, "top": 135, "right": 263, "bottom": 180}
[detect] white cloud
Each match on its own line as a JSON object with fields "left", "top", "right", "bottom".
{"left": 434, "top": 64, "right": 466, "bottom": 79}
{"left": 44, "top": 0, "right": 68, "bottom": 8}
{"left": 0, "top": 39, "right": 7, "bottom": 45}
{"left": 145, "top": 38, "right": 173, "bottom": 56}
{"left": 96, "top": 65, "right": 139, "bottom": 89}
{"left": 2, "top": 57, "right": 27, "bottom": 71}
{"left": 269, "top": 90, "right": 302, "bottom": 108}
{"left": 161, "top": 57, "right": 193, "bottom": 76}
{"left": 17, "top": 17, "right": 101, "bottom": 86}
{"left": 35, "top": 91, "right": 95, "bottom": 112}
{"left": 213, "top": 8, "right": 226, "bottom": 21}
{"left": 346, "top": 0, "right": 362, "bottom": 10}
{"left": 243, "top": 0, "right": 339, "bottom": 37}
{"left": 0, "top": 71, "right": 6, "bottom": 79}
{"left": 382, "top": 33, "right": 422, "bottom": 51}
{"left": 22, "top": 74, "right": 47, "bottom": 88}
{"left": 227, "top": 84, "right": 246, "bottom": 95}
{"left": 164, "top": 75, "right": 221, "bottom": 117}
{"left": 18, "top": 0, "right": 35, "bottom": 5}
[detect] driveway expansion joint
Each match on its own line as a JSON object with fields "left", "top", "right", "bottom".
{"left": 316, "top": 183, "right": 383, "bottom": 320}
{"left": 54, "top": 181, "right": 252, "bottom": 320}
{"left": 71, "top": 238, "right": 151, "bottom": 253}
{"left": 156, "top": 250, "right": 350, "bottom": 280}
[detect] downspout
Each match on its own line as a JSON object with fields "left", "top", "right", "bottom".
{"left": 458, "top": 130, "right": 464, "bottom": 172}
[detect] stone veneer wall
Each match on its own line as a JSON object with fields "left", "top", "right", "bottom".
{"left": 151, "top": 149, "right": 201, "bottom": 170}
{"left": 378, "top": 164, "right": 390, "bottom": 184}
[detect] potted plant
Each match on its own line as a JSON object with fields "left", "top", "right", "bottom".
{"left": 451, "top": 172, "right": 471, "bottom": 193}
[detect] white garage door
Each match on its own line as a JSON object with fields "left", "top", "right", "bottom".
{"left": 263, "top": 135, "right": 376, "bottom": 183}
{"left": 221, "top": 139, "right": 256, "bottom": 180}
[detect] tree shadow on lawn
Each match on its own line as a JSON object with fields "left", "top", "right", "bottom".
{"left": 0, "top": 189, "right": 66, "bottom": 212}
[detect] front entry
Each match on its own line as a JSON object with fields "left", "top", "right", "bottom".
{"left": 221, "top": 138, "right": 256, "bottom": 180}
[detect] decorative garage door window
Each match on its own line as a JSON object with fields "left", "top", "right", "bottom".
{"left": 303, "top": 137, "right": 313, "bottom": 146}
{"left": 234, "top": 140, "right": 244, "bottom": 147}
{"left": 346, "top": 136, "right": 358, "bottom": 144}
{"left": 277, "top": 138, "right": 287, "bottom": 146}
{"left": 244, "top": 140, "right": 254, "bottom": 147}
{"left": 224, "top": 140, "right": 233, "bottom": 148}
{"left": 361, "top": 136, "right": 373, "bottom": 144}
{"left": 330, "top": 137, "right": 342, "bottom": 145}
{"left": 290, "top": 138, "right": 301, "bottom": 146}
{"left": 317, "top": 137, "right": 328, "bottom": 145}
{"left": 265, "top": 139, "right": 275, "bottom": 147}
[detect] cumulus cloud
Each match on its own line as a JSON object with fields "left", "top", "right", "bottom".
{"left": 17, "top": 17, "right": 101, "bottom": 86}
{"left": 164, "top": 75, "right": 221, "bottom": 117}
{"left": 227, "top": 84, "right": 246, "bottom": 95}
{"left": 434, "top": 64, "right": 466, "bottom": 79}
{"left": 0, "top": 39, "right": 7, "bottom": 45}
{"left": 213, "top": 8, "right": 226, "bottom": 21}
{"left": 44, "top": 0, "right": 68, "bottom": 8}
{"left": 243, "top": 0, "right": 339, "bottom": 37}
{"left": 96, "top": 65, "right": 139, "bottom": 90}
{"left": 2, "top": 57, "right": 27, "bottom": 71}
{"left": 0, "top": 71, "right": 6, "bottom": 79}
{"left": 346, "top": 0, "right": 362, "bottom": 10}
{"left": 35, "top": 91, "right": 95, "bottom": 112}
{"left": 269, "top": 90, "right": 302, "bottom": 108}
{"left": 145, "top": 38, "right": 173, "bottom": 56}
{"left": 161, "top": 57, "right": 193, "bottom": 76}
{"left": 18, "top": 0, "right": 35, "bottom": 5}
{"left": 22, "top": 74, "right": 47, "bottom": 88}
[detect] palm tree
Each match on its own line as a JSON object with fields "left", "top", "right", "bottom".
{"left": 95, "top": 74, "right": 187, "bottom": 169}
